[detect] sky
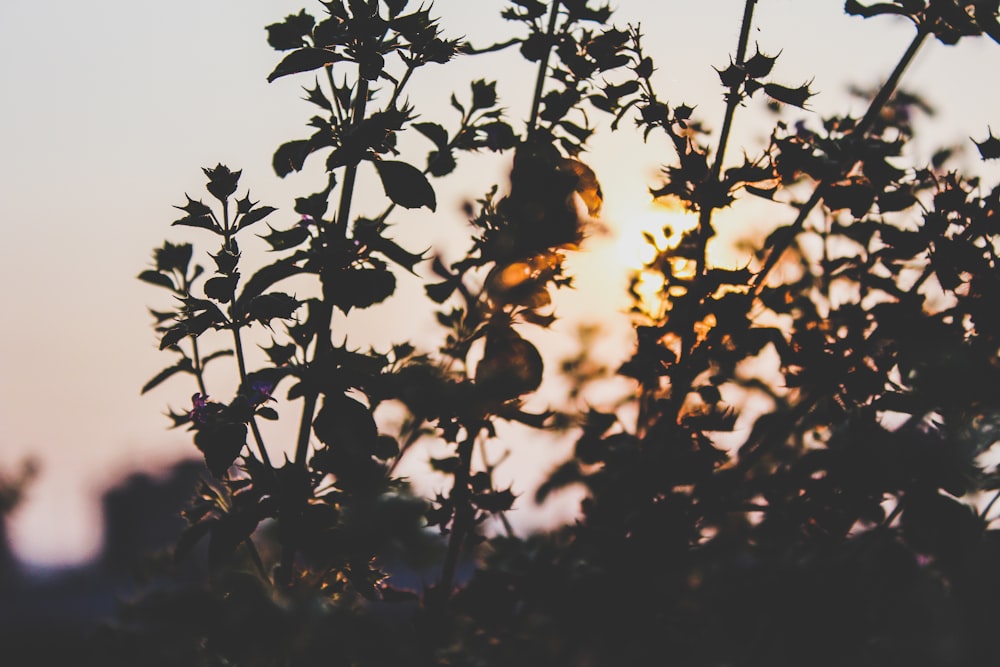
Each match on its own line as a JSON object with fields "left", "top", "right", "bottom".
{"left": 1, "top": 0, "right": 999, "bottom": 567}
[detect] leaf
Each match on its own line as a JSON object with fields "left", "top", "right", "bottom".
{"left": 265, "top": 10, "right": 315, "bottom": 51}
{"left": 267, "top": 48, "right": 343, "bottom": 83}
{"left": 256, "top": 407, "right": 279, "bottom": 421}
{"left": 330, "top": 266, "right": 397, "bottom": 313}
{"left": 247, "top": 292, "right": 302, "bottom": 326}
{"left": 427, "top": 149, "right": 457, "bottom": 177}
{"left": 238, "top": 258, "right": 307, "bottom": 305}
{"left": 155, "top": 242, "right": 194, "bottom": 274}
{"left": 273, "top": 139, "right": 316, "bottom": 177}
{"left": 141, "top": 358, "right": 194, "bottom": 394}
{"left": 260, "top": 224, "right": 310, "bottom": 251}
{"left": 204, "top": 275, "right": 239, "bottom": 303}
{"left": 973, "top": 128, "right": 1000, "bottom": 160}
{"left": 373, "top": 160, "right": 437, "bottom": 210}
{"left": 413, "top": 122, "right": 449, "bottom": 149}
{"left": 172, "top": 214, "right": 219, "bottom": 233}
{"left": 138, "top": 270, "right": 176, "bottom": 291}
{"left": 195, "top": 421, "right": 247, "bottom": 478}
{"left": 472, "top": 489, "right": 515, "bottom": 513}
{"left": 202, "top": 349, "right": 234, "bottom": 365}
{"left": 764, "top": 81, "right": 815, "bottom": 108}
{"left": 471, "top": 79, "right": 498, "bottom": 110}
{"left": 236, "top": 205, "right": 277, "bottom": 231}
{"left": 475, "top": 326, "right": 544, "bottom": 400}
{"left": 263, "top": 341, "right": 297, "bottom": 365}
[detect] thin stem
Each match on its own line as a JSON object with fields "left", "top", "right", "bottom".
{"left": 438, "top": 427, "right": 480, "bottom": 599}
{"left": 334, "top": 77, "right": 371, "bottom": 235}
{"left": 232, "top": 326, "right": 275, "bottom": 471}
{"left": 710, "top": 0, "right": 758, "bottom": 182}
{"left": 527, "top": 1, "right": 562, "bottom": 136}
{"left": 294, "top": 392, "right": 318, "bottom": 465}
{"left": 388, "top": 63, "right": 415, "bottom": 109}
{"left": 326, "top": 66, "right": 346, "bottom": 125}
{"left": 463, "top": 37, "right": 520, "bottom": 55}
{"left": 190, "top": 339, "right": 208, "bottom": 396}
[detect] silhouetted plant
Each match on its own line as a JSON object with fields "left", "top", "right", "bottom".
{"left": 112, "top": 1, "right": 1000, "bottom": 665}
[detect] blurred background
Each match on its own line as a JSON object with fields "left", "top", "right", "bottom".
{"left": 1, "top": 0, "right": 998, "bottom": 580}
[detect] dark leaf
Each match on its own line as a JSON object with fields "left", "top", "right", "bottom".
{"left": 141, "top": 358, "right": 194, "bottom": 394}
{"left": 204, "top": 274, "right": 239, "bottom": 303}
{"left": 203, "top": 164, "right": 241, "bottom": 202}
{"left": 329, "top": 266, "right": 396, "bottom": 313}
{"left": 260, "top": 224, "right": 310, "bottom": 251}
{"left": 974, "top": 128, "right": 1000, "bottom": 160}
{"left": 472, "top": 488, "right": 515, "bottom": 513}
{"left": 373, "top": 160, "right": 437, "bottom": 210}
{"left": 266, "top": 10, "right": 316, "bottom": 51}
{"left": 138, "top": 270, "right": 176, "bottom": 291}
{"left": 155, "top": 242, "right": 194, "bottom": 274}
{"left": 413, "top": 122, "right": 449, "bottom": 149}
{"left": 764, "top": 81, "right": 815, "bottom": 108}
{"left": 263, "top": 341, "right": 297, "bottom": 366}
{"left": 256, "top": 407, "right": 279, "bottom": 420}
{"left": 471, "top": 79, "right": 498, "bottom": 110}
{"left": 247, "top": 292, "right": 302, "bottom": 326}
{"left": 238, "top": 258, "right": 307, "bottom": 305}
{"left": 303, "top": 79, "right": 333, "bottom": 112}
{"left": 273, "top": 139, "right": 316, "bottom": 177}
{"left": 427, "top": 149, "right": 457, "bottom": 177}
{"left": 236, "top": 205, "right": 277, "bottom": 231}
{"left": 195, "top": 421, "right": 247, "bottom": 477}
{"left": 267, "top": 48, "right": 343, "bottom": 83}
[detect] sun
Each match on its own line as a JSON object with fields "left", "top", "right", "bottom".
{"left": 605, "top": 197, "right": 700, "bottom": 312}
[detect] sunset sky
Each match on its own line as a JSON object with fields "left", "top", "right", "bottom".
{"left": 2, "top": 0, "right": 999, "bottom": 566}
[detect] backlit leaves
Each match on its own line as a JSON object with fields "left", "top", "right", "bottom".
{"left": 373, "top": 159, "right": 437, "bottom": 210}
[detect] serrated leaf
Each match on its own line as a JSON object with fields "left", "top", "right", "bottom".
{"left": 248, "top": 292, "right": 302, "bottom": 325}
{"left": 238, "top": 258, "right": 307, "bottom": 305}
{"left": 303, "top": 79, "right": 333, "bottom": 111}
{"left": 265, "top": 10, "right": 315, "bottom": 51}
{"left": 260, "top": 224, "right": 310, "bottom": 251}
{"left": 764, "top": 81, "right": 814, "bottom": 108}
{"left": 263, "top": 341, "right": 297, "bottom": 365}
{"left": 974, "top": 128, "right": 1000, "bottom": 160}
{"left": 373, "top": 160, "right": 437, "bottom": 210}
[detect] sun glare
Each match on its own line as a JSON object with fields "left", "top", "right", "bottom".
{"left": 607, "top": 198, "right": 699, "bottom": 313}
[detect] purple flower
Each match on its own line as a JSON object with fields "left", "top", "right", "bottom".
{"left": 246, "top": 380, "right": 275, "bottom": 406}
{"left": 188, "top": 393, "right": 210, "bottom": 424}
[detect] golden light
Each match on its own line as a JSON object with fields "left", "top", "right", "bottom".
{"left": 606, "top": 197, "right": 700, "bottom": 315}
{"left": 609, "top": 197, "right": 699, "bottom": 271}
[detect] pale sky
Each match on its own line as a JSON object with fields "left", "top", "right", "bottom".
{"left": 2, "top": 0, "right": 998, "bottom": 566}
